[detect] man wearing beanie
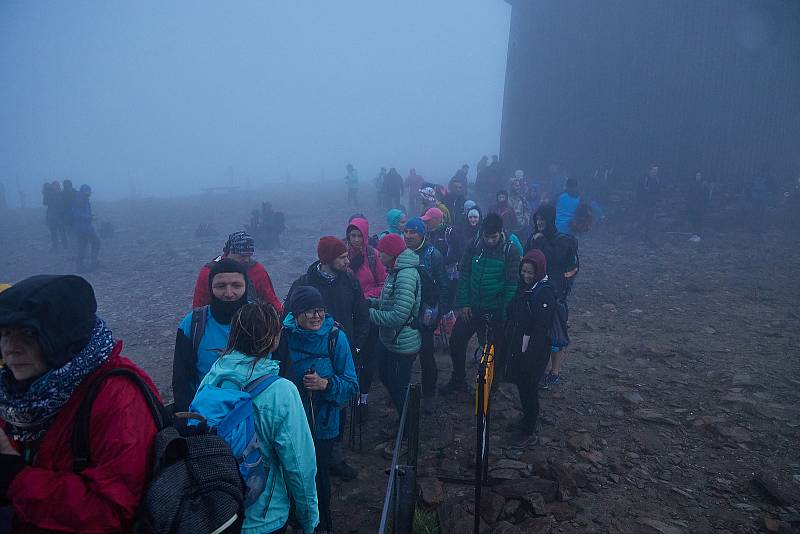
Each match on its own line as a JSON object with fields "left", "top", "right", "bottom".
{"left": 403, "top": 218, "right": 449, "bottom": 412}
{"left": 284, "top": 236, "right": 368, "bottom": 480}
{"left": 441, "top": 212, "right": 520, "bottom": 395}
{"left": 172, "top": 258, "right": 250, "bottom": 412}
{"left": 368, "top": 234, "right": 422, "bottom": 417}
{"left": 277, "top": 285, "right": 358, "bottom": 533}
{"left": 191, "top": 231, "right": 283, "bottom": 314}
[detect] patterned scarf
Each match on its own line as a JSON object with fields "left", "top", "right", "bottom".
{"left": 0, "top": 318, "right": 115, "bottom": 443}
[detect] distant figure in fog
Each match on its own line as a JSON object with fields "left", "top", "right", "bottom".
{"left": 374, "top": 167, "right": 387, "bottom": 208}
{"left": 555, "top": 178, "right": 582, "bottom": 235}
{"left": 344, "top": 163, "right": 359, "bottom": 207}
{"left": 404, "top": 169, "right": 424, "bottom": 211}
{"left": 192, "top": 231, "right": 283, "bottom": 313}
{"left": 382, "top": 168, "right": 404, "bottom": 210}
{"left": 637, "top": 164, "right": 661, "bottom": 243}
{"left": 73, "top": 185, "right": 101, "bottom": 272}
{"left": 42, "top": 181, "right": 68, "bottom": 251}
{"left": 61, "top": 180, "right": 77, "bottom": 239}
{"left": 260, "top": 202, "right": 286, "bottom": 250}
{"left": 451, "top": 164, "right": 470, "bottom": 194}
{"left": 686, "top": 172, "right": 712, "bottom": 242}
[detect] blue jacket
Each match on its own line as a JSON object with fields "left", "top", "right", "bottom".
{"left": 197, "top": 353, "right": 319, "bottom": 534}
{"left": 555, "top": 192, "right": 580, "bottom": 235}
{"left": 172, "top": 307, "right": 231, "bottom": 412}
{"left": 280, "top": 314, "right": 359, "bottom": 440}
{"left": 72, "top": 197, "right": 94, "bottom": 234}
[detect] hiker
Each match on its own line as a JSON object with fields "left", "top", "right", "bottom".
{"left": 197, "top": 301, "right": 320, "bottom": 534}
{"left": 443, "top": 178, "right": 467, "bottom": 227}
{"left": 490, "top": 190, "right": 519, "bottom": 234}
{"left": 377, "top": 208, "right": 407, "bottom": 241}
{"left": 192, "top": 231, "right": 283, "bottom": 313}
{"left": 524, "top": 204, "right": 579, "bottom": 386}
{"left": 503, "top": 249, "right": 556, "bottom": 445}
{"left": 448, "top": 204, "right": 482, "bottom": 274}
{"left": 509, "top": 172, "right": 531, "bottom": 237}
{"left": 686, "top": 172, "right": 712, "bottom": 242}
{"left": 419, "top": 186, "right": 452, "bottom": 224}
{"left": 374, "top": 167, "right": 387, "bottom": 208}
{"left": 451, "top": 164, "right": 470, "bottom": 194}
{"left": 404, "top": 169, "right": 424, "bottom": 212}
{"left": 368, "top": 234, "right": 422, "bottom": 416}
{"left": 284, "top": 236, "right": 369, "bottom": 481}
{"left": 345, "top": 217, "right": 387, "bottom": 418}
{"left": 260, "top": 202, "right": 286, "bottom": 250}
{"left": 441, "top": 213, "right": 520, "bottom": 394}
{"left": 382, "top": 168, "right": 404, "bottom": 210}
{"left": 0, "top": 275, "right": 160, "bottom": 532}
{"left": 421, "top": 207, "right": 450, "bottom": 259}
{"left": 61, "top": 179, "right": 77, "bottom": 235}
{"left": 637, "top": 164, "right": 661, "bottom": 242}
{"left": 72, "top": 184, "right": 101, "bottom": 272}
{"left": 344, "top": 163, "right": 359, "bottom": 206}
{"left": 42, "top": 181, "right": 68, "bottom": 251}
{"left": 403, "top": 218, "right": 449, "bottom": 411}
{"left": 277, "top": 286, "right": 359, "bottom": 534}
{"left": 555, "top": 178, "right": 582, "bottom": 235}
{"left": 173, "top": 258, "right": 249, "bottom": 412}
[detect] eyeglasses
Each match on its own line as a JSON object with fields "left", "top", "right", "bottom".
{"left": 302, "top": 308, "right": 326, "bottom": 319}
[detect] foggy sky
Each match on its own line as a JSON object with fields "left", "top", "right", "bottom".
{"left": 0, "top": 1, "right": 511, "bottom": 200}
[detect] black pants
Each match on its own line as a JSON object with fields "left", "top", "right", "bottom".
{"left": 76, "top": 229, "right": 100, "bottom": 269}
{"left": 448, "top": 312, "right": 504, "bottom": 383}
{"left": 512, "top": 345, "right": 551, "bottom": 432}
{"left": 48, "top": 220, "right": 68, "bottom": 250}
{"left": 314, "top": 438, "right": 334, "bottom": 533}
{"left": 378, "top": 342, "right": 416, "bottom": 416}
{"left": 358, "top": 326, "right": 380, "bottom": 395}
{"left": 418, "top": 328, "right": 437, "bottom": 398}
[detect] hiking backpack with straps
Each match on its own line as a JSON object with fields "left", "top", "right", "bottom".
{"left": 72, "top": 368, "right": 247, "bottom": 534}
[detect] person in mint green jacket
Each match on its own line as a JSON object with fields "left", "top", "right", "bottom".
{"left": 197, "top": 301, "right": 319, "bottom": 534}
{"left": 368, "top": 234, "right": 421, "bottom": 416}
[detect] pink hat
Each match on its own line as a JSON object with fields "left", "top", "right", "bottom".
{"left": 420, "top": 207, "right": 444, "bottom": 222}
{"left": 377, "top": 233, "right": 407, "bottom": 257}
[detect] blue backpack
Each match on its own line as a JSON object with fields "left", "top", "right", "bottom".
{"left": 189, "top": 373, "right": 280, "bottom": 508}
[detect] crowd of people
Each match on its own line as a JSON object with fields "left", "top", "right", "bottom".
{"left": 40, "top": 180, "right": 101, "bottom": 271}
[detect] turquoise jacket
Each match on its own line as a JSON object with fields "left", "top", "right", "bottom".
{"left": 281, "top": 314, "right": 359, "bottom": 440}
{"left": 369, "top": 248, "right": 422, "bottom": 354}
{"left": 197, "top": 353, "right": 319, "bottom": 534}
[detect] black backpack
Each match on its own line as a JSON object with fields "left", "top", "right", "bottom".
{"left": 73, "top": 368, "right": 246, "bottom": 534}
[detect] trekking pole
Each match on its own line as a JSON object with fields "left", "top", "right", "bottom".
{"left": 474, "top": 361, "right": 486, "bottom": 534}
{"left": 304, "top": 368, "right": 316, "bottom": 439}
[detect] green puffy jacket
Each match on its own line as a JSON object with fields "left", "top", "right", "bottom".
{"left": 456, "top": 234, "right": 520, "bottom": 314}
{"left": 369, "top": 248, "right": 422, "bottom": 354}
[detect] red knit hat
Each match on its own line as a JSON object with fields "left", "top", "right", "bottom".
{"left": 377, "top": 233, "right": 407, "bottom": 257}
{"left": 317, "top": 236, "right": 348, "bottom": 265}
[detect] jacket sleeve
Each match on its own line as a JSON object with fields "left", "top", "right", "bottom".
{"left": 172, "top": 327, "right": 196, "bottom": 412}
{"left": 252, "top": 265, "right": 284, "bottom": 315}
{"left": 503, "top": 245, "right": 521, "bottom": 309}
{"left": 351, "top": 277, "right": 370, "bottom": 351}
{"left": 369, "top": 270, "right": 416, "bottom": 328}
{"left": 8, "top": 377, "right": 158, "bottom": 532}
{"left": 321, "top": 331, "right": 359, "bottom": 407}
{"left": 263, "top": 383, "right": 319, "bottom": 534}
{"left": 456, "top": 241, "right": 474, "bottom": 308}
{"left": 192, "top": 266, "right": 211, "bottom": 308}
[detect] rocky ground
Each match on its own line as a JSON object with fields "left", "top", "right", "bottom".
{"left": 1, "top": 183, "right": 798, "bottom": 533}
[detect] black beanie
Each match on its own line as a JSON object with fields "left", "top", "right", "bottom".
{"left": 482, "top": 212, "right": 503, "bottom": 235}
{"left": 208, "top": 258, "right": 249, "bottom": 294}
{"left": 0, "top": 275, "right": 98, "bottom": 368}
{"left": 289, "top": 286, "right": 325, "bottom": 316}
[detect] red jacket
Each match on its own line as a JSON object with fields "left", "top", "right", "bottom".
{"left": 6, "top": 344, "right": 159, "bottom": 533}
{"left": 192, "top": 256, "right": 284, "bottom": 314}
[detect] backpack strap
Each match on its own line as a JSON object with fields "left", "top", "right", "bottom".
{"left": 244, "top": 374, "right": 281, "bottom": 397}
{"left": 72, "top": 368, "right": 167, "bottom": 472}
{"left": 190, "top": 305, "right": 209, "bottom": 356}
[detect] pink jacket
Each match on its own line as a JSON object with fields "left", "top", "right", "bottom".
{"left": 346, "top": 218, "right": 386, "bottom": 299}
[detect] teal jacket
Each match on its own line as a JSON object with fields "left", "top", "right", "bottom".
{"left": 456, "top": 233, "right": 520, "bottom": 315}
{"left": 369, "top": 248, "right": 422, "bottom": 354}
{"left": 281, "top": 314, "right": 359, "bottom": 440}
{"left": 197, "top": 353, "right": 319, "bottom": 534}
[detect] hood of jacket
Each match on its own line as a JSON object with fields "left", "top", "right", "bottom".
{"left": 385, "top": 209, "right": 405, "bottom": 231}
{"left": 520, "top": 249, "right": 548, "bottom": 285}
{"left": 206, "top": 349, "right": 281, "bottom": 386}
{"left": 346, "top": 218, "right": 370, "bottom": 255}
{"left": 533, "top": 203, "right": 558, "bottom": 237}
{"left": 392, "top": 247, "right": 420, "bottom": 272}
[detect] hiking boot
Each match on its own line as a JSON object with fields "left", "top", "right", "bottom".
{"left": 540, "top": 372, "right": 552, "bottom": 390}
{"left": 439, "top": 379, "right": 467, "bottom": 396}
{"left": 514, "top": 432, "right": 540, "bottom": 448}
{"left": 330, "top": 460, "right": 358, "bottom": 481}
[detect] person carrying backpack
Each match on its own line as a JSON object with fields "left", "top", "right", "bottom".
{"left": 525, "top": 204, "right": 579, "bottom": 386}
{"left": 503, "top": 250, "right": 556, "bottom": 446}
{"left": 194, "top": 301, "right": 319, "bottom": 534}
{"left": 368, "top": 234, "right": 422, "bottom": 417}
{"left": 441, "top": 213, "right": 520, "bottom": 395}
{"left": 0, "top": 275, "right": 159, "bottom": 532}
{"left": 172, "top": 258, "right": 249, "bottom": 412}
{"left": 403, "top": 218, "right": 449, "bottom": 412}
{"left": 276, "top": 287, "right": 359, "bottom": 534}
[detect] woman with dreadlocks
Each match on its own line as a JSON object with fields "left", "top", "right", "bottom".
{"left": 197, "top": 301, "right": 320, "bottom": 534}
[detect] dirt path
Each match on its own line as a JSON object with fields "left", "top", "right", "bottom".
{"left": 1, "top": 185, "right": 798, "bottom": 533}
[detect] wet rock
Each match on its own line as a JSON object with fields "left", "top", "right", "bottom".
{"left": 479, "top": 490, "right": 507, "bottom": 524}
{"left": 711, "top": 422, "right": 753, "bottom": 443}
{"left": 567, "top": 432, "right": 593, "bottom": 451}
{"left": 526, "top": 492, "right": 547, "bottom": 516}
{"left": 633, "top": 408, "right": 680, "bottom": 426}
{"left": 622, "top": 391, "right": 644, "bottom": 404}
{"left": 494, "top": 459, "right": 530, "bottom": 471}
{"left": 501, "top": 499, "right": 523, "bottom": 522}
{"left": 579, "top": 450, "right": 605, "bottom": 466}
{"left": 418, "top": 477, "right": 444, "bottom": 507}
{"left": 490, "top": 468, "right": 521, "bottom": 480}
{"left": 753, "top": 471, "right": 800, "bottom": 507}
{"left": 637, "top": 518, "right": 686, "bottom": 534}
{"left": 516, "top": 516, "right": 555, "bottom": 533}
{"left": 438, "top": 498, "right": 487, "bottom": 533}
{"left": 549, "top": 462, "right": 578, "bottom": 501}
{"left": 545, "top": 501, "right": 576, "bottom": 521}
{"left": 494, "top": 478, "right": 558, "bottom": 503}
{"left": 490, "top": 521, "right": 522, "bottom": 534}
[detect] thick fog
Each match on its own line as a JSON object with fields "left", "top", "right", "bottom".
{"left": 0, "top": 1, "right": 510, "bottom": 200}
